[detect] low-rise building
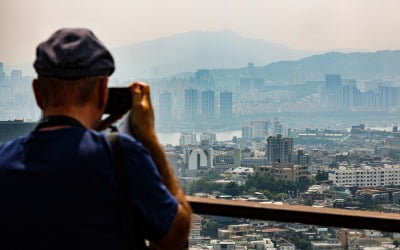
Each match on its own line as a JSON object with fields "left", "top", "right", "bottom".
{"left": 249, "top": 238, "right": 276, "bottom": 250}
{"left": 214, "top": 147, "right": 241, "bottom": 168}
{"left": 241, "top": 157, "right": 267, "bottom": 167}
{"left": 211, "top": 240, "right": 235, "bottom": 250}
{"left": 311, "top": 239, "right": 342, "bottom": 250}
{"left": 191, "top": 214, "right": 202, "bottom": 237}
{"left": 355, "top": 187, "right": 400, "bottom": 206}
{"left": 274, "top": 237, "right": 295, "bottom": 250}
{"left": 218, "top": 224, "right": 252, "bottom": 239}
{"left": 255, "top": 163, "right": 308, "bottom": 181}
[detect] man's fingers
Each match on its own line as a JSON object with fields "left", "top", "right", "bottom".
{"left": 141, "top": 82, "right": 150, "bottom": 95}
{"left": 131, "top": 84, "right": 142, "bottom": 106}
{"left": 130, "top": 82, "right": 151, "bottom": 106}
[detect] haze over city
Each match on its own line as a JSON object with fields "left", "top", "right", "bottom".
{"left": 3, "top": 1, "right": 400, "bottom": 248}
{"left": 1, "top": 0, "right": 400, "bottom": 65}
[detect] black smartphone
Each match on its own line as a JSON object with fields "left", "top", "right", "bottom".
{"left": 104, "top": 87, "right": 132, "bottom": 114}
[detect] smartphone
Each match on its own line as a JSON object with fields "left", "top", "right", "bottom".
{"left": 104, "top": 87, "right": 132, "bottom": 115}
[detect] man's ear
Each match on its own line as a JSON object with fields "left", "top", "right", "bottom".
{"left": 32, "top": 79, "right": 44, "bottom": 110}
{"left": 97, "top": 77, "right": 108, "bottom": 110}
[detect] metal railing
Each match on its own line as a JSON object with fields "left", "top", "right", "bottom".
{"left": 187, "top": 196, "right": 400, "bottom": 232}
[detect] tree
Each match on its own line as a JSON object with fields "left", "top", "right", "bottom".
{"left": 260, "top": 189, "right": 273, "bottom": 199}
{"left": 245, "top": 174, "right": 315, "bottom": 195}
{"left": 187, "top": 177, "right": 223, "bottom": 194}
{"left": 394, "top": 238, "right": 400, "bottom": 247}
{"left": 223, "top": 182, "right": 242, "bottom": 196}
{"left": 202, "top": 219, "right": 219, "bottom": 238}
{"left": 388, "top": 150, "right": 400, "bottom": 162}
{"left": 315, "top": 170, "right": 329, "bottom": 181}
{"left": 196, "top": 169, "right": 222, "bottom": 180}
{"left": 273, "top": 192, "right": 288, "bottom": 201}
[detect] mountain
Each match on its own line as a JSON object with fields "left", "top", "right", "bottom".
{"left": 258, "top": 50, "right": 400, "bottom": 82}
{"left": 9, "top": 31, "right": 400, "bottom": 82}
{"left": 110, "top": 30, "right": 314, "bottom": 78}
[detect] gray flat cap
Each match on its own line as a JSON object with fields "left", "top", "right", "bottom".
{"left": 34, "top": 28, "right": 115, "bottom": 79}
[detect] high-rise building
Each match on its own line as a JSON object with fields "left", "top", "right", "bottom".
{"left": 325, "top": 74, "right": 342, "bottom": 95}
{"left": 0, "top": 62, "right": 5, "bottom": 84}
{"left": 241, "top": 126, "right": 252, "bottom": 139}
{"left": 0, "top": 62, "right": 5, "bottom": 85}
{"left": 250, "top": 121, "right": 268, "bottom": 138}
{"left": 247, "top": 62, "right": 255, "bottom": 77}
{"left": 195, "top": 69, "right": 215, "bottom": 89}
{"left": 220, "top": 91, "right": 232, "bottom": 119}
{"left": 266, "top": 134, "right": 293, "bottom": 164}
{"left": 184, "top": 88, "right": 198, "bottom": 121}
{"left": 159, "top": 91, "right": 173, "bottom": 121}
{"left": 179, "top": 133, "right": 197, "bottom": 146}
{"left": 11, "top": 70, "right": 22, "bottom": 85}
{"left": 273, "top": 118, "right": 283, "bottom": 136}
{"left": 378, "top": 86, "right": 400, "bottom": 111}
{"left": 239, "top": 78, "right": 251, "bottom": 92}
{"left": 325, "top": 74, "right": 341, "bottom": 108}
{"left": 242, "top": 121, "right": 269, "bottom": 139}
{"left": 339, "top": 85, "right": 361, "bottom": 110}
{"left": 296, "top": 149, "right": 310, "bottom": 165}
{"left": 201, "top": 90, "right": 215, "bottom": 119}
{"left": 239, "top": 77, "right": 264, "bottom": 92}
{"left": 166, "top": 152, "right": 179, "bottom": 174}
{"left": 199, "top": 132, "right": 217, "bottom": 145}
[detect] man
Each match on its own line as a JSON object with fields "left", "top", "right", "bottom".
{"left": 0, "top": 28, "right": 191, "bottom": 249}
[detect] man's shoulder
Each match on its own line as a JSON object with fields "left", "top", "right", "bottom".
{"left": 0, "top": 134, "right": 29, "bottom": 153}
{"left": 112, "top": 132, "right": 148, "bottom": 153}
{"left": 0, "top": 134, "right": 32, "bottom": 167}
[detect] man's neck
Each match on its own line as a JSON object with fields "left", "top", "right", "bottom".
{"left": 42, "top": 106, "right": 100, "bottom": 130}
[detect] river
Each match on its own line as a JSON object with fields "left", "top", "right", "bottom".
{"left": 157, "top": 130, "right": 241, "bottom": 146}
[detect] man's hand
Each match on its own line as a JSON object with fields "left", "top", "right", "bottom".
{"left": 128, "top": 82, "right": 157, "bottom": 143}
{"left": 127, "top": 82, "right": 192, "bottom": 249}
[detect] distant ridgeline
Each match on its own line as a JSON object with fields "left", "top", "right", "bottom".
{"left": 0, "top": 120, "right": 36, "bottom": 144}
{"left": 206, "top": 50, "right": 400, "bottom": 83}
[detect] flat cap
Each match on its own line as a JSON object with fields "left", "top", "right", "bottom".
{"left": 34, "top": 28, "right": 115, "bottom": 79}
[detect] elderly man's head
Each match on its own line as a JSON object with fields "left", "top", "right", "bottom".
{"left": 32, "top": 28, "right": 114, "bottom": 113}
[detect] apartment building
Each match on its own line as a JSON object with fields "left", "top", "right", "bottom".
{"left": 329, "top": 164, "right": 400, "bottom": 187}
{"left": 255, "top": 163, "right": 308, "bottom": 182}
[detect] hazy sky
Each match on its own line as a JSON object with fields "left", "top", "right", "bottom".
{"left": 1, "top": 0, "right": 400, "bottom": 64}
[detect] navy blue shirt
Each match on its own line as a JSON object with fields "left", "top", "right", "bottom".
{"left": 0, "top": 127, "right": 178, "bottom": 249}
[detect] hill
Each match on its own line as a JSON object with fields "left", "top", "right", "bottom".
{"left": 110, "top": 30, "right": 313, "bottom": 78}
{"left": 258, "top": 50, "right": 400, "bottom": 82}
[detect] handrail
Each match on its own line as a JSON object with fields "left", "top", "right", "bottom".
{"left": 187, "top": 196, "right": 400, "bottom": 232}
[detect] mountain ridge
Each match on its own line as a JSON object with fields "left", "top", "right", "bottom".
{"left": 258, "top": 50, "right": 400, "bottom": 82}
{"left": 5, "top": 30, "right": 399, "bottom": 82}
{"left": 110, "top": 29, "right": 314, "bottom": 78}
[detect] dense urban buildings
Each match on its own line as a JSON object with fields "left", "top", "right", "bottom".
{"left": 3, "top": 52, "right": 400, "bottom": 249}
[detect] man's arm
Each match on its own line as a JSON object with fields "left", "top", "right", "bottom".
{"left": 128, "top": 82, "right": 192, "bottom": 249}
